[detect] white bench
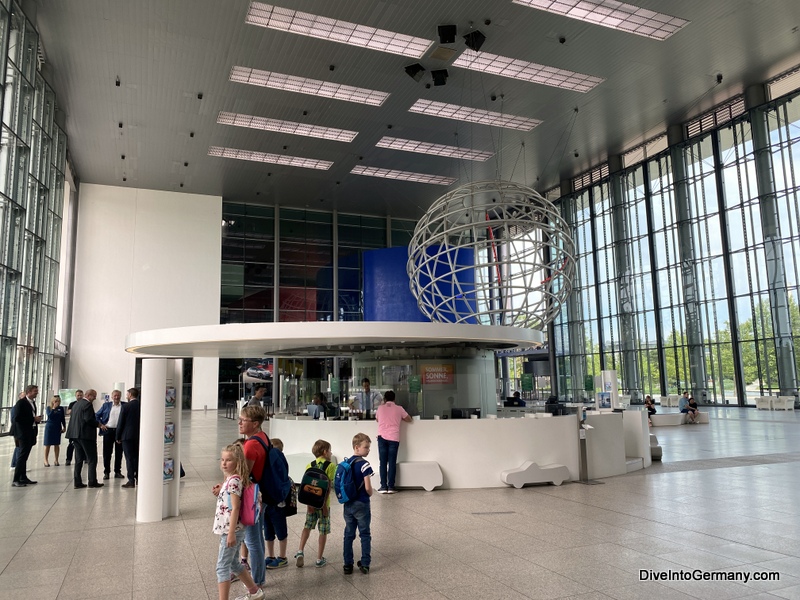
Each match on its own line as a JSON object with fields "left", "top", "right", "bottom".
{"left": 650, "top": 412, "right": 709, "bottom": 426}
{"left": 756, "top": 396, "right": 772, "bottom": 410}
{"left": 501, "top": 461, "right": 570, "bottom": 487}
{"left": 772, "top": 396, "right": 795, "bottom": 410}
{"left": 649, "top": 434, "right": 662, "bottom": 461}
{"left": 396, "top": 461, "right": 443, "bottom": 491}
{"left": 650, "top": 413, "right": 684, "bottom": 426}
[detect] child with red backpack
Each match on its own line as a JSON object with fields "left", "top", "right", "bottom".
{"left": 212, "top": 443, "right": 264, "bottom": 600}
{"left": 294, "top": 439, "right": 338, "bottom": 568}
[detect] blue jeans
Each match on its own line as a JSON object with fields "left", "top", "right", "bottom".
{"left": 343, "top": 501, "right": 371, "bottom": 567}
{"left": 377, "top": 436, "right": 400, "bottom": 490}
{"left": 216, "top": 529, "right": 246, "bottom": 583}
{"left": 244, "top": 510, "right": 266, "bottom": 585}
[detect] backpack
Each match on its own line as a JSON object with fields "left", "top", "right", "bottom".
{"left": 333, "top": 456, "right": 364, "bottom": 504}
{"left": 249, "top": 435, "right": 291, "bottom": 506}
{"left": 298, "top": 460, "right": 331, "bottom": 509}
{"left": 226, "top": 477, "right": 260, "bottom": 527}
{"left": 284, "top": 479, "right": 298, "bottom": 517}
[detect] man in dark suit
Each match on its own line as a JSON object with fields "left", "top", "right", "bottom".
{"left": 12, "top": 385, "right": 41, "bottom": 487}
{"left": 66, "top": 388, "right": 103, "bottom": 489}
{"left": 116, "top": 387, "right": 141, "bottom": 488}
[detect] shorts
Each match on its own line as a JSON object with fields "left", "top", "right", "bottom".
{"left": 215, "top": 529, "right": 246, "bottom": 583}
{"left": 264, "top": 504, "right": 288, "bottom": 541}
{"left": 303, "top": 507, "right": 331, "bottom": 535}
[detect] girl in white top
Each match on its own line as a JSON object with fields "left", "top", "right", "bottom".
{"left": 212, "top": 443, "right": 264, "bottom": 600}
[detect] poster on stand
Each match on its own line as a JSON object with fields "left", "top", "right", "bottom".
{"left": 163, "top": 459, "right": 174, "bottom": 481}
{"left": 165, "top": 388, "right": 176, "bottom": 408}
{"left": 164, "top": 423, "right": 175, "bottom": 444}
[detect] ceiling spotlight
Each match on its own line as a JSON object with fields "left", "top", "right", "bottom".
{"left": 405, "top": 63, "right": 426, "bottom": 82}
{"left": 431, "top": 69, "right": 449, "bottom": 86}
{"left": 438, "top": 24, "right": 456, "bottom": 44}
{"left": 463, "top": 30, "right": 486, "bottom": 51}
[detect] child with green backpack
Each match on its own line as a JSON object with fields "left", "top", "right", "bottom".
{"left": 294, "top": 439, "right": 337, "bottom": 568}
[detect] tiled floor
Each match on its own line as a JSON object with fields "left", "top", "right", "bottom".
{"left": 1, "top": 406, "right": 799, "bottom": 599}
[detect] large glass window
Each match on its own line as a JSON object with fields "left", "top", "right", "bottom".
{"left": 0, "top": 2, "right": 66, "bottom": 427}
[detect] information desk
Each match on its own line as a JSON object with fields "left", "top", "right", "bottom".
{"left": 269, "top": 416, "right": 581, "bottom": 489}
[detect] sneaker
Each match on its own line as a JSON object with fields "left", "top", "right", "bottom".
{"left": 114, "top": 473, "right": 125, "bottom": 479}
{"left": 294, "top": 551, "right": 304, "bottom": 568}
{"left": 241, "top": 590, "right": 264, "bottom": 600}
{"left": 343, "top": 564, "right": 353, "bottom": 575}
{"left": 387, "top": 489, "right": 397, "bottom": 494}
{"left": 315, "top": 557, "right": 327, "bottom": 567}
{"left": 377, "top": 487, "right": 389, "bottom": 494}
{"left": 268, "top": 557, "right": 288, "bottom": 569}
{"left": 357, "top": 560, "right": 370, "bottom": 574}
{"left": 265, "top": 557, "right": 277, "bottom": 568}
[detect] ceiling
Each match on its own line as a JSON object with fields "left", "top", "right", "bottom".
{"left": 33, "top": 0, "right": 800, "bottom": 220}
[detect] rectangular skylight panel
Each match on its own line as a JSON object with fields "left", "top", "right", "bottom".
{"left": 208, "top": 146, "right": 333, "bottom": 170}
{"left": 229, "top": 66, "right": 389, "bottom": 107}
{"left": 246, "top": 3, "right": 434, "bottom": 58}
{"left": 408, "top": 99, "right": 541, "bottom": 132}
{"left": 350, "top": 165, "right": 455, "bottom": 186}
{"left": 454, "top": 50, "right": 603, "bottom": 93}
{"left": 376, "top": 136, "right": 493, "bottom": 162}
{"left": 218, "top": 111, "right": 358, "bottom": 143}
{"left": 512, "top": 0, "right": 689, "bottom": 40}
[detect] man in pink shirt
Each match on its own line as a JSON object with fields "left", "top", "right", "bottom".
{"left": 375, "top": 390, "right": 412, "bottom": 494}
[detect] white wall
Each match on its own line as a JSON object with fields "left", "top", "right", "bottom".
{"left": 69, "top": 184, "right": 221, "bottom": 395}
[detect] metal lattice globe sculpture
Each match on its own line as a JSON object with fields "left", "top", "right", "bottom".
{"left": 407, "top": 180, "right": 576, "bottom": 330}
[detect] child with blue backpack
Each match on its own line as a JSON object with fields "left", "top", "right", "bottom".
{"left": 341, "top": 433, "right": 374, "bottom": 575}
{"left": 264, "top": 438, "right": 289, "bottom": 569}
{"left": 294, "top": 439, "right": 337, "bottom": 568}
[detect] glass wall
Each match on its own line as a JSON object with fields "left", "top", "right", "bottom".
{"left": 0, "top": 1, "right": 67, "bottom": 427}
{"left": 556, "top": 87, "right": 800, "bottom": 406}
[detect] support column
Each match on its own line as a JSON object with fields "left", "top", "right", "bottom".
{"left": 562, "top": 195, "right": 587, "bottom": 401}
{"left": 191, "top": 356, "right": 218, "bottom": 410}
{"left": 137, "top": 358, "right": 167, "bottom": 523}
{"left": 668, "top": 125, "right": 707, "bottom": 400}
{"left": 746, "top": 84, "right": 798, "bottom": 397}
{"left": 609, "top": 158, "right": 641, "bottom": 401}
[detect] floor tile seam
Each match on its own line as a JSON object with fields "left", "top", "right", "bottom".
{"left": 648, "top": 529, "right": 798, "bottom": 558}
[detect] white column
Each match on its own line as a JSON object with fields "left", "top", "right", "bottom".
{"left": 192, "top": 357, "right": 218, "bottom": 410}
{"left": 137, "top": 359, "right": 167, "bottom": 523}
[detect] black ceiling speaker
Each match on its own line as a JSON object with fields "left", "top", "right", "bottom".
{"left": 431, "top": 69, "right": 449, "bottom": 86}
{"left": 405, "top": 63, "right": 426, "bottom": 82}
{"left": 463, "top": 30, "right": 486, "bottom": 51}
{"left": 438, "top": 24, "right": 457, "bottom": 44}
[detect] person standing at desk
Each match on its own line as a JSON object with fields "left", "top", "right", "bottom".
{"left": 375, "top": 390, "right": 412, "bottom": 494}
{"left": 350, "top": 378, "right": 382, "bottom": 416}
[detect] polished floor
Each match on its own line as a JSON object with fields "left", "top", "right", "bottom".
{"left": 1, "top": 406, "right": 799, "bottom": 600}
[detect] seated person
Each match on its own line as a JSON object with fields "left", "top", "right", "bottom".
{"left": 678, "top": 394, "right": 699, "bottom": 424}
{"left": 644, "top": 395, "right": 656, "bottom": 426}
{"left": 311, "top": 392, "right": 330, "bottom": 418}
{"left": 512, "top": 391, "right": 525, "bottom": 407}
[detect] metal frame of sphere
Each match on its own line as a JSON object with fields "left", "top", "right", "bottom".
{"left": 407, "top": 180, "right": 576, "bottom": 330}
